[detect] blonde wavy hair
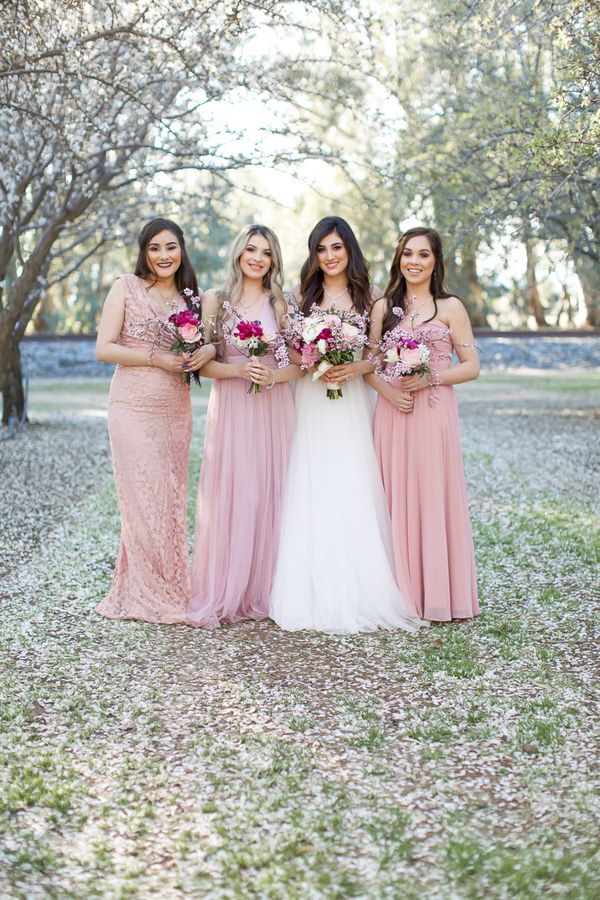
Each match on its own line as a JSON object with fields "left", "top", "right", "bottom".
{"left": 213, "top": 224, "right": 286, "bottom": 359}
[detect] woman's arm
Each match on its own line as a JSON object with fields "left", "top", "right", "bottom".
{"left": 364, "top": 297, "right": 414, "bottom": 411}
{"left": 188, "top": 290, "right": 245, "bottom": 380}
{"left": 402, "top": 298, "right": 480, "bottom": 392}
{"left": 95, "top": 278, "right": 183, "bottom": 372}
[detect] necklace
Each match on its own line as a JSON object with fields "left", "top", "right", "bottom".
{"left": 407, "top": 294, "right": 432, "bottom": 314}
{"left": 154, "top": 284, "right": 180, "bottom": 310}
{"left": 237, "top": 292, "right": 266, "bottom": 311}
{"left": 323, "top": 286, "right": 349, "bottom": 303}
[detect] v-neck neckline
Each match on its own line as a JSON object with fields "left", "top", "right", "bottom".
{"left": 232, "top": 293, "right": 270, "bottom": 321}
{"left": 137, "top": 276, "right": 180, "bottom": 319}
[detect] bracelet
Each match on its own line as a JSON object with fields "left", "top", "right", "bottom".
{"left": 266, "top": 372, "right": 275, "bottom": 390}
{"left": 427, "top": 369, "right": 441, "bottom": 387}
{"left": 147, "top": 347, "right": 155, "bottom": 367}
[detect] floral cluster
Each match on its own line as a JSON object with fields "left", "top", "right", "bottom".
{"left": 168, "top": 295, "right": 204, "bottom": 385}
{"left": 285, "top": 306, "right": 368, "bottom": 399}
{"left": 375, "top": 306, "right": 430, "bottom": 383}
{"left": 224, "top": 301, "right": 289, "bottom": 395}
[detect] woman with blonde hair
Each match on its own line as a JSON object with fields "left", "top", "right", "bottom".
{"left": 186, "top": 224, "right": 301, "bottom": 627}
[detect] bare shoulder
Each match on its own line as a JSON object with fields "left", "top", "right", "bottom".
{"left": 105, "top": 275, "right": 128, "bottom": 304}
{"left": 370, "top": 284, "right": 384, "bottom": 302}
{"left": 201, "top": 288, "right": 221, "bottom": 312}
{"left": 369, "top": 295, "right": 387, "bottom": 321}
{"left": 438, "top": 295, "right": 469, "bottom": 323}
{"left": 288, "top": 283, "right": 302, "bottom": 302}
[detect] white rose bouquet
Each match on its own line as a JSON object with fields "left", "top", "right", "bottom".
{"left": 288, "top": 306, "right": 368, "bottom": 399}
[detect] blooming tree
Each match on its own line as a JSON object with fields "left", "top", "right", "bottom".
{"left": 0, "top": 0, "right": 346, "bottom": 422}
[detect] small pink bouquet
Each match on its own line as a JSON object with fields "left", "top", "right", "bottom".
{"left": 169, "top": 296, "right": 204, "bottom": 385}
{"left": 225, "top": 306, "right": 288, "bottom": 394}
{"left": 287, "top": 306, "right": 368, "bottom": 399}
{"left": 375, "top": 307, "right": 430, "bottom": 383}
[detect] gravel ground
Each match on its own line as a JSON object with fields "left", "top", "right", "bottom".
{"left": 0, "top": 373, "right": 599, "bottom": 899}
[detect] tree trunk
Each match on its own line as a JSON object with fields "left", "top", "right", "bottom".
{"left": 1, "top": 340, "right": 27, "bottom": 426}
{"left": 524, "top": 237, "right": 547, "bottom": 326}
{"left": 459, "top": 242, "right": 488, "bottom": 326}
{"left": 574, "top": 254, "right": 600, "bottom": 327}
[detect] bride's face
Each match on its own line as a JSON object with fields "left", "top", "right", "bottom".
{"left": 317, "top": 231, "right": 348, "bottom": 277}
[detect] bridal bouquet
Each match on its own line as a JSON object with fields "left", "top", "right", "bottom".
{"left": 168, "top": 297, "right": 204, "bottom": 385}
{"left": 225, "top": 303, "right": 289, "bottom": 394}
{"left": 286, "top": 306, "right": 368, "bottom": 399}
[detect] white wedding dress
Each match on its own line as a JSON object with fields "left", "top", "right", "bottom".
{"left": 270, "top": 357, "right": 424, "bottom": 633}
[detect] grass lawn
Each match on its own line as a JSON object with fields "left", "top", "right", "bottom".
{"left": 1, "top": 370, "right": 598, "bottom": 898}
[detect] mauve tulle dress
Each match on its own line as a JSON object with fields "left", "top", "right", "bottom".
{"left": 187, "top": 297, "right": 295, "bottom": 627}
{"left": 96, "top": 274, "right": 192, "bottom": 624}
{"left": 374, "top": 319, "right": 480, "bottom": 621}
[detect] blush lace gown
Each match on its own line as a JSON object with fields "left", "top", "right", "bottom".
{"left": 187, "top": 297, "right": 295, "bottom": 627}
{"left": 374, "top": 319, "right": 479, "bottom": 621}
{"left": 269, "top": 314, "right": 424, "bottom": 634}
{"left": 96, "top": 274, "right": 192, "bottom": 624}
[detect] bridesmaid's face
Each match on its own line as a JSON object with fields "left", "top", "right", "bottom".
{"left": 239, "top": 234, "right": 272, "bottom": 280}
{"left": 400, "top": 235, "right": 435, "bottom": 288}
{"left": 317, "top": 231, "right": 348, "bottom": 277}
{"left": 146, "top": 230, "right": 182, "bottom": 280}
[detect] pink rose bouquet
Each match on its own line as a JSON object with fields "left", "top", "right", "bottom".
{"left": 168, "top": 295, "right": 204, "bottom": 385}
{"left": 373, "top": 306, "right": 430, "bottom": 384}
{"left": 225, "top": 304, "right": 288, "bottom": 394}
{"left": 379, "top": 332, "right": 430, "bottom": 381}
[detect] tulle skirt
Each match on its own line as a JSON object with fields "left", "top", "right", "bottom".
{"left": 270, "top": 374, "right": 423, "bottom": 633}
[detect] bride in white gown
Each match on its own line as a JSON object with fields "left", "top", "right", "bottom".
{"left": 270, "top": 216, "right": 424, "bottom": 633}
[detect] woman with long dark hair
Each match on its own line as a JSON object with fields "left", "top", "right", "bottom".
{"left": 95, "top": 217, "right": 215, "bottom": 622}
{"left": 369, "top": 227, "right": 480, "bottom": 621}
{"left": 270, "top": 216, "right": 423, "bottom": 633}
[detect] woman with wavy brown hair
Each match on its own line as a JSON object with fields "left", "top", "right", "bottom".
{"left": 270, "top": 216, "right": 424, "bottom": 634}
{"left": 369, "top": 227, "right": 480, "bottom": 622}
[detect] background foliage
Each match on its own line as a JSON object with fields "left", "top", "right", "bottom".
{"left": 1, "top": 0, "right": 598, "bottom": 418}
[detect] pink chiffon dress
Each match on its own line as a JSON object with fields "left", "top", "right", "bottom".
{"left": 96, "top": 274, "right": 192, "bottom": 624}
{"left": 187, "top": 297, "right": 295, "bottom": 627}
{"left": 373, "top": 318, "right": 479, "bottom": 621}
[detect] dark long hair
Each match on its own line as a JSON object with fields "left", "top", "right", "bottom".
{"left": 382, "top": 227, "right": 453, "bottom": 335}
{"left": 299, "top": 216, "right": 372, "bottom": 315}
{"left": 134, "top": 217, "right": 199, "bottom": 306}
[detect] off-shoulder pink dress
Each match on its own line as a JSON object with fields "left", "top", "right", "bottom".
{"left": 96, "top": 274, "right": 192, "bottom": 624}
{"left": 187, "top": 297, "right": 295, "bottom": 627}
{"left": 374, "top": 319, "right": 479, "bottom": 621}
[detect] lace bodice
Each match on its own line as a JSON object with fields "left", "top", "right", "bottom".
{"left": 118, "top": 274, "right": 187, "bottom": 354}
